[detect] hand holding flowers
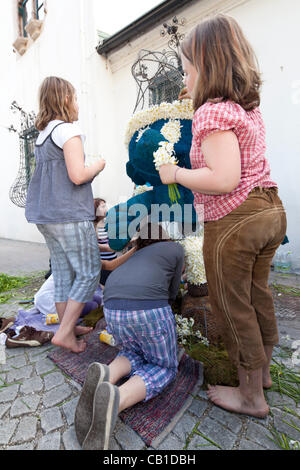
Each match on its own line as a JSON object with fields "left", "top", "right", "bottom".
{"left": 153, "top": 141, "right": 181, "bottom": 204}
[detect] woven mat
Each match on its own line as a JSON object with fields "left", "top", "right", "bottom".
{"left": 48, "top": 318, "right": 203, "bottom": 448}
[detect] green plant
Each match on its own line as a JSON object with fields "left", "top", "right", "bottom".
{"left": 271, "top": 283, "right": 300, "bottom": 297}
{"left": 269, "top": 424, "right": 300, "bottom": 450}
{"left": 0, "top": 273, "right": 30, "bottom": 293}
{"left": 270, "top": 358, "right": 300, "bottom": 405}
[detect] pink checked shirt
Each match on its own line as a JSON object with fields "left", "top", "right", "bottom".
{"left": 190, "top": 100, "right": 277, "bottom": 222}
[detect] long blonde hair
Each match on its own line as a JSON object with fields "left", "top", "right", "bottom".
{"left": 181, "top": 15, "right": 262, "bottom": 111}
{"left": 35, "top": 76, "right": 77, "bottom": 130}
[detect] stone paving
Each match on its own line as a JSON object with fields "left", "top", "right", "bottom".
{"left": 1, "top": 336, "right": 299, "bottom": 451}
{"left": 0, "top": 239, "right": 299, "bottom": 451}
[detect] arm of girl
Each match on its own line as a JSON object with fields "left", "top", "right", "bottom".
{"left": 98, "top": 243, "right": 115, "bottom": 253}
{"left": 101, "top": 246, "right": 137, "bottom": 271}
{"left": 159, "top": 130, "right": 241, "bottom": 195}
{"left": 63, "top": 136, "right": 106, "bottom": 185}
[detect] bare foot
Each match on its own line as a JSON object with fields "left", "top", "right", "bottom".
{"left": 206, "top": 384, "right": 269, "bottom": 418}
{"left": 262, "top": 371, "right": 273, "bottom": 389}
{"left": 52, "top": 332, "right": 87, "bottom": 353}
{"left": 75, "top": 325, "right": 93, "bottom": 336}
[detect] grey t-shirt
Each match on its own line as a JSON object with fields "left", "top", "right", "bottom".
{"left": 103, "top": 241, "right": 184, "bottom": 306}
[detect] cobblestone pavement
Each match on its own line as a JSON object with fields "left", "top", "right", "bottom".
{"left": 0, "top": 240, "right": 299, "bottom": 451}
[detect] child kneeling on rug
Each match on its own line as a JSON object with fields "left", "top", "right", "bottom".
{"left": 75, "top": 222, "right": 184, "bottom": 450}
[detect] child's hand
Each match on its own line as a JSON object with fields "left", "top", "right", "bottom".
{"left": 159, "top": 164, "right": 177, "bottom": 184}
{"left": 96, "top": 158, "right": 106, "bottom": 173}
{"left": 178, "top": 87, "right": 191, "bottom": 100}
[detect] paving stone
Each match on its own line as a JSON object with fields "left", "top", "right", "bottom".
{"left": 62, "top": 426, "right": 81, "bottom": 450}
{"left": 196, "top": 416, "right": 237, "bottom": 450}
{"left": 197, "top": 389, "right": 209, "bottom": 400}
{"left": 0, "top": 419, "right": 18, "bottom": 445}
{"left": 27, "top": 345, "right": 55, "bottom": 362}
{"left": 6, "top": 365, "right": 33, "bottom": 383}
{"left": 35, "top": 357, "right": 56, "bottom": 375}
{"left": 155, "top": 433, "right": 185, "bottom": 450}
{"left": 37, "top": 431, "right": 61, "bottom": 450}
{"left": 0, "top": 384, "right": 19, "bottom": 403}
{"left": 5, "top": 347, "right": 26, "bottom": 358}
{"left": 114, "top": 421, "right": 145, "bottom": 450}
{"left": 109, "top": 436, "right": 122, "bottom": 450}
{"left": 0, "top": 403, "right": 10, "bottom": 419}
{"left": 172, "top": 412, "right": 199, "bottom": 442}
{"left": 10, "top": 395, "right": 40, "bottom": 417}
{"left": 0, "top": 373, "right": 6, "bottom": 384}
{"left": 188, "top": 432, "right": 219, "bottom": 450}
{"left": 6, "top": 354, "right": 27, "bottom": 369}
{"left": 266, "top": 391, "right": 297, "bottom": 409}
{"left": 40, "top": 407, "right": 64, "bottom": 434}
{"left": 189, "top": 398, "right": 209, "bottom": 418}
{"left": 62, "top": 396, "right": 79, "bottom": 426}
{"left": 208, "top": 407, "right": 244, "bottom": 434}
{"left": 245, "top": 421, "right": 278, "bottom": 449}
{"left": 43, "top": 383, "right": 72, "bottom": 408}
{"left": 238, "top": 438, "right": 271, "bottom": 451}
{"left": 43, "top": 371, "right": 65, "bottom": 391}
{"left": 20, "top": 375, "right": 43, "bottom": 394}
{"left": 272, "top": 408, "right": 300, "bottom": 441}
{"left": 12, "top": 416, "right": 38, "bottom": 443}
{"left": 7, "top": 442, "right": 35, "bottom": 450}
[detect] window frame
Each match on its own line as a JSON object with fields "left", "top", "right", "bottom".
{"left": 18, "top": 0, "right": 44, "bottom": 37}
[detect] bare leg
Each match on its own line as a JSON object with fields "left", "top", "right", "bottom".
{"left": 55, "top": 301, "right": 92, "bottom": 337}
{"left": 118, "top": 375, "right": 147, "bottom": 412}
{"left": 107, "top": 356, "right": 147, "bottom": 412}
{"left": 108, "top": 356, "right": 132, "bottom": 384}
{"left": 52, "top": 299, "right": 86, "bottom": 353}
{"left": 262, "top": 345, "right": 273, "bottom": 389}
{"left": 207, "top": 366, "right": 269, "bottom": 418}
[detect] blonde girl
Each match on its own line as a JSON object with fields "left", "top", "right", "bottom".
{"left": 159, "top": 15, "right": 287, "bottom": 417}
{"left": 26, "top": 76, "right": 106, "bottom": 353}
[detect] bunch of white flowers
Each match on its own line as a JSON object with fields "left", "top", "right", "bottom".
{"left": 178, "top": 235, "right": 207, "bottom": 286}
{"left": 175, "top": 314, "right": 209, "bottom": 347}
{"left": 153, "top": 141, "right": 181, "bottom": 204}
{"left": 132, "top": 185, "right": 153, "bottom": 196}
{"left": 161, "top": 120, "right": 182, "bottom": 144}
{"left": 125, "top": 99, "right": 194, "bottom": 148}
{"left": 153, "top": 141, "right": 178, "bottom": 170}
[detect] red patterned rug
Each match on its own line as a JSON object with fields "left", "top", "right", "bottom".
{"left": 48, "top": 318, "right": 203, "bottom": 448}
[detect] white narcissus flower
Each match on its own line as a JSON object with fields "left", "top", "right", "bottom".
{"left": 132, "top": 185, "right": 153, "bottom": 196}
{"left": 125, "top": 99, "right": 194, "bottom": 147}
{"left": 175, "top": 313, "right": 209, "bottom": 347}
{"left": 178, "top": 235, "right": 207, "bottom": 285}
{"left": 161, "top": 120, "right": 182, "bottom": 144}
{"left": 153, "top": 141, "right": 178, "bottom": 170}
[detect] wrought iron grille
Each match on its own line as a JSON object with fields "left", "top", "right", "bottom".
{"left": 9, "top": 102, "right": 38, "bottom": 208}
{"left": 132, "top": 16, "right": 186, "bottom": 113}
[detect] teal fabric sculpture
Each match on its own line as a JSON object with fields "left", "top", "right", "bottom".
{"left": 105, "top": 99, "right": 199, "bottom": 251}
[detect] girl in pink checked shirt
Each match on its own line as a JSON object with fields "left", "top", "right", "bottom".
{"left": 160, "top": 15, "right": 287, "bottom": 418}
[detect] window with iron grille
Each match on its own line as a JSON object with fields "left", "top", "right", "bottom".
{"left": 149, "top": 69, "right": 184, "bottom": 106}
{"left": 18, "top": 0, "right": 45, "bottom": 37}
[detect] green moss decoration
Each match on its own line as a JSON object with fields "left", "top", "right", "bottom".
{"left": 82, "top": 306, "right": 104, "bottom": 328}
{"left": 186, "top": 341, "right": 238, "bottom": 388}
